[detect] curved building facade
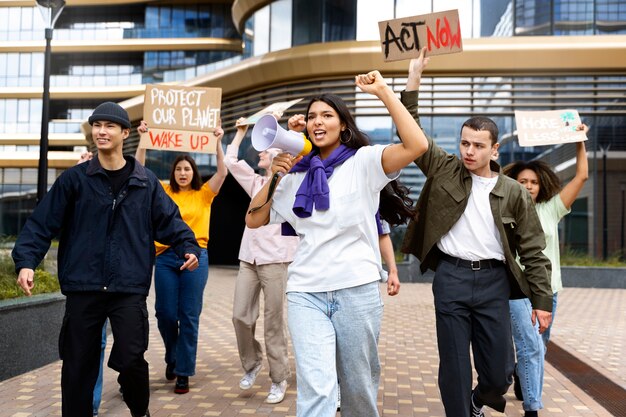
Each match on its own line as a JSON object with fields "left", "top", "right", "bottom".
{"left": 2, "top": 0, "right": 625, "bottom": 261}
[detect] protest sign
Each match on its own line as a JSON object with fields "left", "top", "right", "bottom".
{"left": 515, "top": 109, "right": 587, "bottom": 146}
{"left": 240, "top": 98, "right": 304, "bottom": 125}
{"left": 140, "top": 84, "right": 222, "bottom": 154}
{"left": 378, "top": 9, "right": 462, "bottom": 62}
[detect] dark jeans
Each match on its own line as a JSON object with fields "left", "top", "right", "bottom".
{"left": 60, "top": 292, "right": 150, "bottom": 417}
{"left": 432, "top": 259, "right": 514, "bottom": 417}
{"left": 154, "top": 248, "right": 209, "bottom": 376}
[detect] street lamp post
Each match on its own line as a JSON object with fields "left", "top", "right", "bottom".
{"left": 35, "top": 0, "right": 65, "bottom": 203}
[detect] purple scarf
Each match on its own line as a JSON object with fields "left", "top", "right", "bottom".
{"left": 290, "top": 144, "right": 357, "bottom": 218}
{"left": 280, "top": 144, "right": 356, "bottom": 236}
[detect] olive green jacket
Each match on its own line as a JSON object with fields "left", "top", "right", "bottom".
{"left": 400, "top": 90, "right": 553, "bottom": 312}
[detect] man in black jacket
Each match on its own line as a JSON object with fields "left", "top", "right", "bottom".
{"left": 12, "top": 102, "right": 200, "bottom": 417}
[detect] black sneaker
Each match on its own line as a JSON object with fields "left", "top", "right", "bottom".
{"left": 165, "top": 363, "right": 176, "bottom": 381}
{"left": 513, "top": 367, "right": 524, "bottom": 401}
{"left": 130, "top": 410, "right": 150, "bottom": 417}
{"left": 471, "top": 393, "right": 485, "bottom": 417}
{"left": 174, "top": 376, "right": 189, "bottom": 394}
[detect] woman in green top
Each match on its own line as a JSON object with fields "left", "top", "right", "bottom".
{"left": 504, "top": 129, "right": 588, "bottom": 417}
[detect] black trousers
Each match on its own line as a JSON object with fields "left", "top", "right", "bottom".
{"left": 60, "top": 292, "right": 150, "bottom": 417}
{"left": 432, "top": 259, "right": 514, "bottom": 417}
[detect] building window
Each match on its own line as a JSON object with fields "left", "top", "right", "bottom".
{"left": 292, "top": 0, "right": 356, "bottom": 45}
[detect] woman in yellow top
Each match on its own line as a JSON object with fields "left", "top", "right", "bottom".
{"left": 136, "top": 121, "right": 227, "bottom": 394}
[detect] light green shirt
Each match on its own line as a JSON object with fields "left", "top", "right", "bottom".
{"left": 535, "top": 195, "right": 571, "bottom": 293}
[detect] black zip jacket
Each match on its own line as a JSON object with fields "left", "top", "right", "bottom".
{"left": 12, "top": 156, "right": 200, "bottom": 295}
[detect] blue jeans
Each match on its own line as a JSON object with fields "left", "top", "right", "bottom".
{"left": 509, "top": 298, "right": 545, "bottom": 411}
{"left": 154, "top": 248, "right": 209, "bottom": 376}
{"left": 93, "top": 320, "right": 108, "bottom": 415}
{"left": 542, "top": 292, "right": 558, "bottom": 348}
{"left": 287, "top": 281, "right": 383, "bottom": 417}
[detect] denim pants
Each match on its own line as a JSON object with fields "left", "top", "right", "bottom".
{"left": 93, "top": 320, "right": 108, "bottom": 415}
{"left": 232, "top": 261, "right": 290, "bottom": 383}
{"left": 287, "top": 281, "right": 383, "bottom": 417}
{"left": 541, "top": 292, "right": 558, "bottom": 347}
{"left": 510, "top": 298, "right": 545, "bottom": 411}
{"left": 433, "top": 259, "right": 514, "bottom": 417}
{"left": 154, "top": 248, "right": 209, "bottom": 376}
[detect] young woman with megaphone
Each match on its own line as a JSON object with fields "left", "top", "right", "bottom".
{"left": 245, "top": 68, "right": 429, "bottom": 417}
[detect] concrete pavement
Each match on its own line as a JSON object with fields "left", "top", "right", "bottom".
{"left": 0, "top": 266, "right": 622, "bottom": 416}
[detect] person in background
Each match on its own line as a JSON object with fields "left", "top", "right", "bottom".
{"left": 92, "top": 321, "right": 108, "bottom": 416}
{"left": 503, "top": 132, "right": 588, "bottom": 417}
{"left": 246, "top": 69, "right": 429, "bottom": 417}
{"left": 136, "top": 121, "right": 227, "bottom": 394}
{"left": 13, "top": 101, "right": 200, "bottom": 417}
{"left": 224, "top": 114, "right": 298, "bottom": 404}
{"left": 400, "top": 50, "right": 552, "bottom": 417}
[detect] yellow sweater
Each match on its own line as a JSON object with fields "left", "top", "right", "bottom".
{"left": 155, "top": 181, "right": 217, "bottom": 256}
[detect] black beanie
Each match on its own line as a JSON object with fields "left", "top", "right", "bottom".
{"left": 88, "top": 102, "right": 131, "bottom": 129}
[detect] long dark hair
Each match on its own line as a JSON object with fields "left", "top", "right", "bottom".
{"left": 379, "top": 180, "right": 416, "bottom": 226}
{"left": 169, "top": 154, "right": 202, "bottom": 192}
{"left": 503, "top": 160, "right": 561, "bottom": 204}
{"left": 304, "top": 94, "right": 370, "bottom": 150}
{"left": 305, "top": 93, "right": 416, "bottom": 225}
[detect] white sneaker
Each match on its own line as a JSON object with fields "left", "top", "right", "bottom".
{"left": 266, "top": 380, "right": 288, "bottom": 404}
{"left": 239, "top": 363, "right": 262, "bottom": 390}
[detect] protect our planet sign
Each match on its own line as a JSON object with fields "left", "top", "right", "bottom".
{"left": 140, "top": 84, "right": 222, "bottom": 154}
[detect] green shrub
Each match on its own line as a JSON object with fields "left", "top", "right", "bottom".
{"left": 561, "top": 249, "right": 624, "bottom": 267}
{"left": 0, "top": 254, "right": 60, "bottom": 301}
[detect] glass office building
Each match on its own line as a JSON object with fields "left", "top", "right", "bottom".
{"left": 1, "top": 0, "right": 625, "bottom": 261}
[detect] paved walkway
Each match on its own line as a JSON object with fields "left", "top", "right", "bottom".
{"left": 0, "top": 266, "right": 623, "bottom": 416}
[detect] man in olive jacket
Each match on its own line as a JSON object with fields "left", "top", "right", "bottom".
{"left": 400, "top": 54, "right": 552, "bottom": 417}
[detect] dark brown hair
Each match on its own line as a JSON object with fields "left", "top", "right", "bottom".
{"left": 379, "top": 180, "right": 416, "bottom": 226}
{"left": 305, "top": 93, "right": 370, "bottom": 150}
{"left": 503, "top": 160, "right": 561, "bottom": 204}
{"left": 461, "top": 116, "right": 499, "bottom": 145}
{"left": 305, "top": 94, "right": 416, "bottom": 225}
{"left": 169, "top": 154, "right": 202, "bottom": 192}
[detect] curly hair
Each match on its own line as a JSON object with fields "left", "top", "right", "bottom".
{"left": 503, "top": 160, "right": 561, "bottom": 204}
{"left": 169, "top": 154, "right": 202, "bottom": 192}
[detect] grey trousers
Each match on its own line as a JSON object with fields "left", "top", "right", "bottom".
{"left": 232, "top": 261, "right": 291, "bottom": 383}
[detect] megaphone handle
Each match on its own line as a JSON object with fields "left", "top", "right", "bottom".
{"left": 247, "top": 172, "right": 282, "bottom": 214}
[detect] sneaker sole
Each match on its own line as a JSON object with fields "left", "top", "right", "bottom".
{"left": 174, "top": 388, "right": 189, "bottom": 394}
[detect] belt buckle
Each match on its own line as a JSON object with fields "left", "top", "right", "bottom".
{"left": 471, "top": 260, "right": 481, "bottom": 271}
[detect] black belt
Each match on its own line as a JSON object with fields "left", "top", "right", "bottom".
{"left": 440, "top": 253, "right": 504, "bottom": 271}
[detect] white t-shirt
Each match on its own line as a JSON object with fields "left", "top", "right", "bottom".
{"left": 438, "top": 173, "right": 505, "bottom": 261}
{"left": 270, "top": 145, "right": 399, "bottom": 293}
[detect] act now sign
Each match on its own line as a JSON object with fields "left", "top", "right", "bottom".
{"left": 140, "top": 84, "right": 222, "bottom": 154}
{"left": 378, "top": 9, "right": 462, "bottom": 62}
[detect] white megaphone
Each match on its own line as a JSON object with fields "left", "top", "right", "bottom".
{"left": 251, "top": 114, "right": 312, "bottom": 156}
